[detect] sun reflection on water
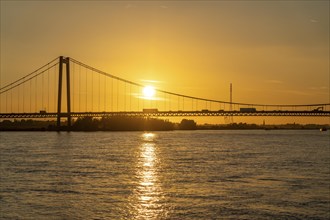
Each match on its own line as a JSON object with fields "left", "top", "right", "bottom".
{"left": 133, "top": 132, "right": 164, "bottom": 219}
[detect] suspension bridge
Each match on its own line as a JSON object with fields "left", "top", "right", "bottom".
{"left": 1, "top": 56, "right": 329, "bottom": 129}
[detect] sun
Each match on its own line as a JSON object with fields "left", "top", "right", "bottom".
{"left": 143, "top": 86, "right": 155, "bottom": 98}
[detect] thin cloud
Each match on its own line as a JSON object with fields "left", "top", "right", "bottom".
{"left": 265, "top": 80, "right": 283, "bottom": 84}
{"left": 140, "top": 79, "right": 162, "bottom": 84}
{"left": 126, "top": 4, "right": 168, "bottom": 9}
{"left": 309, "top": 86, "right": 328, "bottom": 90}
{"left": 282, "top": 90, "right": 311, "bottom": 96}
{"left": 307, "top": 87, "right": 329, "bottom": 96}
{"left": 125, "top": 4, "right": 136, "bottom": 9}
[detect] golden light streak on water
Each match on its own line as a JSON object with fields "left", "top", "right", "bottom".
{"left": 133, "top": 133, "right": 165, "bottom": 219}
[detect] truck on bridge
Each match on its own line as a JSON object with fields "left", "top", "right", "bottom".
{"left": 143, "top": 108, "right": 158, "bottom": 113}
{"left": 240, "top": 108, "right": 257, "bottom": 112}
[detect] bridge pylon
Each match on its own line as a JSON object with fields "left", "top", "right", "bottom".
{"left": 57, "top": 56, "right": 71, "bottom": 130}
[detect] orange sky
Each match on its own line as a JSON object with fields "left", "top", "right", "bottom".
{"left": 1, "top": 1, "right": 329, "bottom": 112}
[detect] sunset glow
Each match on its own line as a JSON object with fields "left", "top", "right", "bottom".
{"left": 0, "top": 1, "right": 329, "bottom": 219}
{"left": 0, "top": 1, "right": 329, "bottom": 124}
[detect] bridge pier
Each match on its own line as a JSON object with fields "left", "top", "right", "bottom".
{"left": 57, "top": 56, "right": 71, "bottom": 130}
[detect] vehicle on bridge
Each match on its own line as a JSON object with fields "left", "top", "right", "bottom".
{"left": 240, "top": 108, "right": 257, "bottom": 112}
{"left": 39, "top": 110, "right": 47, "bottom": 114}
{"left": 313, "top": 107, "right": 324, "bottom": 112}
{"left": 201, "top": 109, "right": 209, "bottom": 112}
{"left": 143, "top": 108, "right": 158, "bottom": 113}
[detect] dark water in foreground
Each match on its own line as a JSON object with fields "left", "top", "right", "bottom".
{"left": 0, "top": 130, "right": 329, "bottom": 219}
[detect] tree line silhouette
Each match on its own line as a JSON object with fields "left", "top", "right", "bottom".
{"left": 72, "top": 116, "right": 176, "bottom": 131}
{"left": 0, "top": 117, "right": 197, "bottom": 131}
{"left": 1, "top": 117, "right": 327, "bottom": 131}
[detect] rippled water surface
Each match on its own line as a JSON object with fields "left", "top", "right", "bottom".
{"left": 1, "top": 130, "right": 329, "bottom": 219}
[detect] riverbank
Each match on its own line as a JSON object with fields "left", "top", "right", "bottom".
{"left": 0, "top": 118, "right": 328, "bottom": 132}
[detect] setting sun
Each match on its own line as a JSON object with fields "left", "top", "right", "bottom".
{"left": 143, "top": 86, "right": 155, "bottom": 98}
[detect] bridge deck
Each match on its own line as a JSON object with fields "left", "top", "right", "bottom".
{"left": 0, "top": 110, "right": 329, "bottom": 119}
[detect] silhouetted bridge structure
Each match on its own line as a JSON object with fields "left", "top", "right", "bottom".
{"left": 1, "top": 110, "right": 329, "bottom": 119}
{"left": 1, "top": 56, "right": 329, "bottom": 129}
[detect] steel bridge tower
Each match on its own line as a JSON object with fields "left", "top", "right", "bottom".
{"left": 57, "top": 56, "right": 71, "bottom": 129}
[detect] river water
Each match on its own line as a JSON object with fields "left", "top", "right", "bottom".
{"left": 0, "top": 130, "right": 329, "bottom": 219}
